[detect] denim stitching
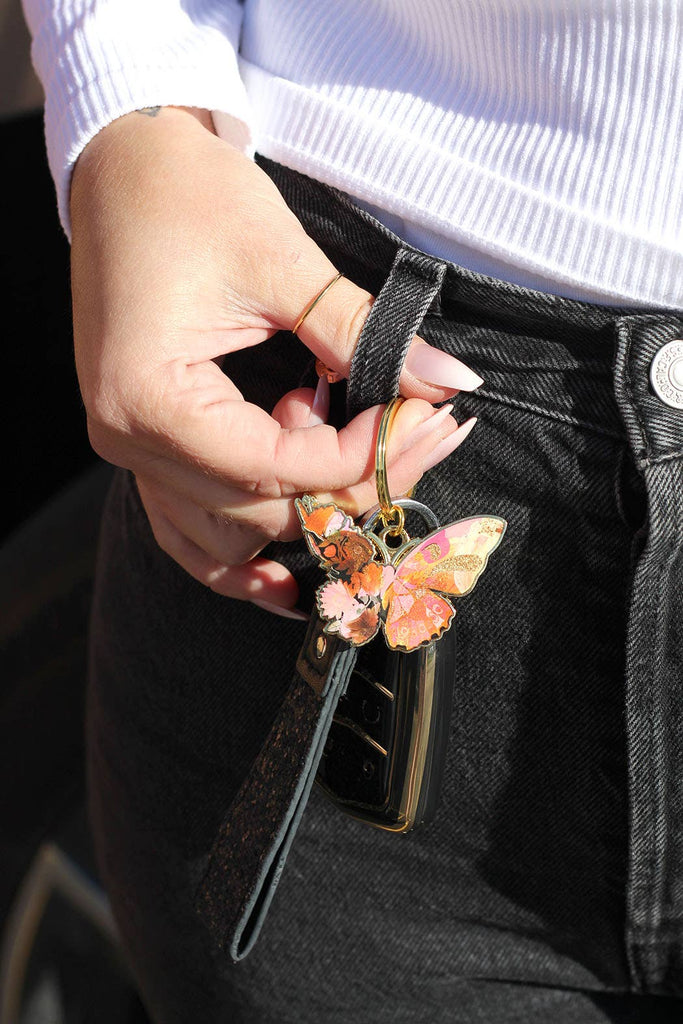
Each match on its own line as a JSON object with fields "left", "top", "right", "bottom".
{"left": 476, "top": 389, "right": 625, "bottom": 441}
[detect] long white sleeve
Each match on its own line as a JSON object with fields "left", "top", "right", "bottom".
{"left": 22, "top": 0, "right": 683, "bottom": 308}
{"left": 22, "top": 0, "right": 252, "bottom": 235}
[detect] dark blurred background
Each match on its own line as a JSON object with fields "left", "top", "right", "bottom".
{"left": 1, "top": 0, "right": 96, "bottom": 538}
{"left": 0, "top": 4, "right": 145, "bottom": 1019}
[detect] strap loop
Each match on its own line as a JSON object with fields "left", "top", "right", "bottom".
{"left": 346, "top": 247, "right": 447, "bottom": 420}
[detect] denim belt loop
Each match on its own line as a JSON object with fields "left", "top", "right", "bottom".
{"left": 614, "top": 314, "right": 683, "bottom": 993}
{"left": 346, "top": 246, "right": 447, "bottom": 420}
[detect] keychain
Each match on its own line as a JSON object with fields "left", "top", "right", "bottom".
{"left": 293, "top": 397, "right": 507, "bottom": 832}
{"left": 295, "top": 397, "right": 506, "bottom": 653}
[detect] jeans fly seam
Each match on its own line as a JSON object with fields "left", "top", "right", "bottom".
{"left": 621, "top": 323, "right": 652, "bottom": 462}
{"left": 625, "top": 551, "right": 658, "bottom": 990}
{"left": 628, "top": 516, "right": 678, "bottom": 986}
{"left": 645, "top": 540, "right": 674, "bottom": 979}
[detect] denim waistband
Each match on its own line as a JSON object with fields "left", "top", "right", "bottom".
{"left": 258, "top": 155, "right": 683, "bottom": 452}
{"left": 259, "top": 157, "right": 683, "bottom": 992}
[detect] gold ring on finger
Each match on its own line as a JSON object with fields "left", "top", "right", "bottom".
{"left": 292, "top": 271, "right": 344, "bottom": 338}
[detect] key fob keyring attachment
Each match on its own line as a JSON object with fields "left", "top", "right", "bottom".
{"left": 295, "top": 397, "right": 507, "bottom": 831}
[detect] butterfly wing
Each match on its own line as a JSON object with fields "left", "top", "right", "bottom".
{"left": 395, "top": 516, "right": 506, "bottom": 595}
{"left": 382, "top": 577, "right": 455, "bottom": 651}
{"left": 382, "top": 516, "right": 506, "bottom": 651}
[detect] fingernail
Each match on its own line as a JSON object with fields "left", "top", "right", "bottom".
{"left": 251, "top": 598, "right": 310, "bottom": 621}
{"left": 405, "top": 343, "right": 484, "bottom": 391}
{"left": 307, "top": 374, "right": 330, "bottom": 426}
{"left": 397, "top": 403, "right": 454, "bottom": 455}
{"left": 421, "top": 417, "right": 478, "bottom": 472}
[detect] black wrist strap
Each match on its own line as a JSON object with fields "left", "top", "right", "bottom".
{"left": 195, "top": 614, "right": 357, "bottom": 961}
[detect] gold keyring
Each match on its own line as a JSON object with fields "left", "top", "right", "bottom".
{"left": 375, "top": 396, "right": 406, "bottom": 534}
{"left": 292, "top": 272, "right": 344, "bottom": 337}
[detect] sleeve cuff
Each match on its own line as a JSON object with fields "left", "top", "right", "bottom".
{"left": 48, "top": 62, "right": 253, "bottom": 238}
{"left": 25, "top": 0, "right": 252, "bottom": 237}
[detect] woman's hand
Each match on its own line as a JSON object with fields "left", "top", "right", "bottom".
{"left": 70, "top": 106, "right": 482, "bottom": 616}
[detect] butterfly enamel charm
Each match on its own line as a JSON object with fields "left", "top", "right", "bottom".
{"left": 295, "top": 495, "right": 506, "bottom": 652}
{"left": 293, "top": 398, "right": 507, "bottom": 832}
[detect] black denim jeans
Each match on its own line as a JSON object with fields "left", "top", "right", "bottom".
{"left": 87, "top": 158, "right": 683, "bottom": 1023}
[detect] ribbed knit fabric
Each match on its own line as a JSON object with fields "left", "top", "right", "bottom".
{"left": 22, "top": 0, "right": 251, "bottom": 231}
{"left": 23, "top": 0, "right": 683, "bottom": 308}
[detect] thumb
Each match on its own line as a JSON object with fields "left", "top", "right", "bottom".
{"left": 290, "top": 270, "right": 484, "bottom": 403}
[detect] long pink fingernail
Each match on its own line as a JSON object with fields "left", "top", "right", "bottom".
{"left": 307, "top": 375, "right": 330, "bottom": 426}
{"left": 252, "top": 599, "right": 310, "bottom": 621}
{"left": 397, "top": 404, "right": 454, "bottom": 455}
{"left": 421, "top": 417, "right": 478, "bottom": 472}
{"left": 405, "top": 343, "right": 484, "bottom": 391}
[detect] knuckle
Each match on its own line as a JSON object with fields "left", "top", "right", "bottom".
{"left": 85, "top": 373, "right": 132, "bottom": 430}
{"left": 83, "top": 388, "right": 140, "bottom": 464}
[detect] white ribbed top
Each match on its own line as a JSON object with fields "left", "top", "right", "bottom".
{"left": 23, "top": 0, "right": 683, "bottom": 308}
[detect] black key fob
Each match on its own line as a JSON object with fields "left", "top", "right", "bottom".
{"left": 315, "top": 628, "right": 455, "bottom": 832}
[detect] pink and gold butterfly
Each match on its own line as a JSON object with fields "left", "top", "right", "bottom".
{"left": 295, "top": 495, "right": 506, "bottom": 653}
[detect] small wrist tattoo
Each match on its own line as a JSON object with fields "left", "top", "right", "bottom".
{"left": 136, "top": 106, "right": 162, "bottom": 118}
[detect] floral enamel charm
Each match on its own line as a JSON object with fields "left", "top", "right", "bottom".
{"left": 295, "top": 398, "right": 506, "bottom": 653}
{"left": 295, "top": 495, "right": 505, "bottom": 652}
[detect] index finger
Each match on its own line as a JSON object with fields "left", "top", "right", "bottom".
{"left": 157, "top": 389, "right": 443, "bottom": 498}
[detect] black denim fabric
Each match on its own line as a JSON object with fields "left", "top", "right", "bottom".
{"left": 87, "top": 158, "right": 683, "bottom": 1023}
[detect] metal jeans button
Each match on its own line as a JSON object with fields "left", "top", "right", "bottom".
{"left": 650, "top": 339, "right": 683, "bottom": 409}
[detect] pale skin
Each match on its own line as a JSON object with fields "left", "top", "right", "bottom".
{"left": 70, "top": 106, "right": 482, "bottom": 616}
